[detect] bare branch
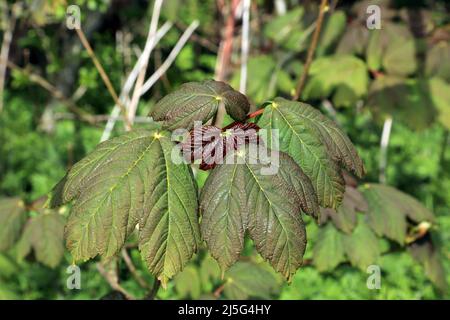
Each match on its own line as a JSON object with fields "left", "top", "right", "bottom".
{"left": 213, "top": 0, "right": 240, "bottom": 127}
{"left": 140, "top": 20, "right": 200, "bottom": 95}
{"left": 239, "top": 0, "right": 251, "bottom": 94}
{"left": 293, "top": 0, "right": 329, "bottom": 101}
{"left": 6, "top": 61, "right": 95, "bottom": 124}
{"left": 0, "top": 3, "right": 16, "bottom": 113}
{"left": 75, "top": 27, "right": 132, "bottom": 129}
{"left": 100, "top": 22, "right": 172, "bottom": 142}
{"left": 127, "top": 0, "right": 164, "bottom": 125}
{"left": 121, "top": 248, "right": 150, "bottom": 290}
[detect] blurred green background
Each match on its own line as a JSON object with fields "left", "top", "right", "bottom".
{"left": 0, "top": 0, "right": 449, "bottom": 300}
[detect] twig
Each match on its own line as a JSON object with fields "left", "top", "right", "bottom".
{"left": 140, "top": 20, "right": 200, "bottom": 95}
{"left": 214, "top": 0, "right": 240, "bottom": 126}
{"left": 239, "top": 0, "right": 251, "bottom": 94}
{"left": 174, "top": 21, "right": 218, "bottom": 52}
{"left": 293, "top": 0, "right": 329, "bottom": 101}
{"left": 144, "top": 279, "right": 161, "bottom": 300}
{"left": 379, "top": 117, "right": 393, "bottom": 184}
{"left": 6, "top": 61, "right": 95, "bottom": 124}
{"left": 121, "top": 248, "right": 150, "bottom": 290}
{"left": 96, "top": 261, "right": 135, "bottom": 300}
{"left": 0, "top": 2, "right": 16, "bottom": 113}
{"left": 127, "top": 0, "right": 163, "bottom": 125}
{"left": 53, "top": 113, "right": 153, "bottom": 124}
{"left": 75, "top": 27, "right": 132, "bottom": 130}
{"left": 100, "top": 22, "right": 172, "bottom": 142}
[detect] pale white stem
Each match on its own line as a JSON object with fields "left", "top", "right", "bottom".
{"left": 275, "top": 0, "right": 287, "bottom": 15}
{"left": 379, "top": 117, "right": 393, "bottom": 184}
{"left": 100, "top": 21, "right": 171, "bottom": 142}
{"left": 140, "top": 20, "right": 200, "bottom": 95}
{"left": 127, "top": 0, "right": 164, "bottom": 125}
{"left": 239, "top": 0, "right": 251, "bottom": 94}
{"left": 0, "top": 4, "right": 16, "bottom": 113}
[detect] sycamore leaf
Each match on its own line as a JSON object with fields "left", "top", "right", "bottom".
{"left": 343, "top": 217, "right": 380, "bottom": 270}
{"left": 200, "top": 146, "right": 309, "bottom": 280}
{"left": 429, "top": 77, "right": 450, "bottom": 130}
{"left": 367, "top": 76, "right": 436, "bottom": 130}
{"left": 361, "top": 183, "right": 434, "bottom": 244}
{"left": 366, "top": 23, "right": 417, "bottom": 76}
{"left": 222, "top": 261, "right": 280, "bottom": 300}
{"left": 319, "top": 186, "right": 368, "bottom": 234}
{"left": 49, "top": 129, "right": 200, "bottom": 283}
{"left": 302, "top": 55, "right": 368, "bottom": 107}
{"left": 336, "top": 21, "right": 370, "bottom": 56}
{"left": 16, "top": 213, "right": 65, "bottom": 268}
{"left": 174, "top": 265, "right": 202, "bottom": 299}
{"left": 408, "top": 234, "right": 447, "bottom": 292}
{"left": 200, "top": 255, "right": 221, "bottom": 290}
{"left": 316, "top": 11, "right": 346, "bottom": 56}
{"left": 258, "top": 98, "right": 364, "bottom": 208}
{"left": 0, "top": 197, "right": 27, "bottom": 252}
{"left": 149, "top": 80, "right": 250, "bottom": 130}
{"left": 313, "top": 222, "right": 346, "bottom": 272}
{"left": 263, "top": 8, "right": 307, "bottom": 52}
{"left": 425, "top": 41, "right": 450, "bottom": 82}
{"left": 180, "top": 122, "right": 259, "bottom": 170}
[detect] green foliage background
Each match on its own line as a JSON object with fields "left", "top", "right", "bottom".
{"left": 0, "top": 0, "right": 449, "bottom": 299}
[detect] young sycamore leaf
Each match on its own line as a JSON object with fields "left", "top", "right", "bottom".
{"left": 342, "top": 217, "right": 380, "bottom": 270}
{"left": 313, "top": 222, "right": 346, "bottom": 272}
{"left": 258, "top": 97, "right": 364, "bottom": 209}
{"left": 200, "top": 146, "right": 313, "bottom": 281}
{"left": 16, "top": 213, "right": 66, "bottom": 268}
{"left": 360, "top": 183, "right": 434, "bottom": 244}
{"left": 48, "top": 129, "right": 200, "bottom": 284}
{"left": 222, "top": 261, "right": 281, "bottom": 300}
{"left": 408, "top": 234, "right": 447, "bottom": 292}
{"left": 149, "top": 80, "right": 250, "bottom": 130}
{"left": 0, "top": 197, "right": 27, "bottom": 252}
{"left": 319, "top": 186, "right": 368, "bottom": 234}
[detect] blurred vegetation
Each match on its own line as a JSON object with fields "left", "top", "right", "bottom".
{"left": 0, "top": 0, "right": 449, "bottom": 299}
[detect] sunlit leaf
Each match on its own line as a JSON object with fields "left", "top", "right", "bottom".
{"left": 149, "top": 80, "right": 250, "bottom": 130}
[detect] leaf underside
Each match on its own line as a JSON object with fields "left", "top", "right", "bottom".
{"left": 49, "top": 129, "right": 200, "bottom": 283}
{"left": 200, "top": 146, "right": 310, "bottom": 281}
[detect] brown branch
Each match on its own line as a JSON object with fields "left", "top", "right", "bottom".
{"left": 97, "top": 261, "right": 135, "bottom": 300}
{"left": 144, "top": 279, "right": 161, "bottom": 300}
{"left": 213, "top": 0, "right": 240, "bottom": 127}
{"left": 75, "top": 28, "right": 132, "bottom": 129}
{"left": 121, "top": 248, "right": 150, "bottom": 290}
{"left": 6, "top": 61, "right": 96, "bottom": 124}
{"left": 0, "top": 2, "right": 16, "bottom": 113}
{"left": 293, "top": 0, "right": 329, "bottom": 101}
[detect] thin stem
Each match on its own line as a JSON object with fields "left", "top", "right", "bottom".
{"left": 97, "top": 261, "right": 135, "bottom": 300}
{"left": 127, "top": 0, "right": 163, "bottom": 125}
{"left": 6, "top": 61, "right": 96, "bottom": 124}
{"left": 140, "top": 21, "right": 199, "bottom": 95}
{"left": 293, "top": 0, "right": 328, "bottom": 101}
{"left": 144, "top": 279, "right": 161, "bottom": 300}
{"left": 75, "top": 27, "right": 132, "bottom": 130}
{"left": 100, "top": 22, "right": 172, "bottom": 142}
{"left": 213, "top": 0, "right": 240, "bottom": 127}
{"left": 239, "top": 0, "right": 251, "bottom": 94}
{"left": 379, "top": 117, "right": 393, "bottom": 184}
{"left": 246, "top": 108, "right": 264, "bottom": 119}
{"left": 121, "top": 248, "right": 151, "bottom": 290}
{"left": 0, "top": 2, "right": 16, "bottom": 113}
